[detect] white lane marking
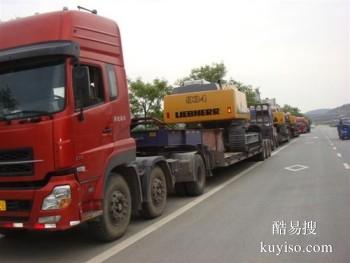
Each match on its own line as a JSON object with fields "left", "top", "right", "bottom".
{"left": 344, "top": 163, "right": 350, "bottom": 170}
{"left": 337, "top": 153, "right": 342, "bottom": 158}
{"left": 271, "top": 140, "right": 296, "bottom": 156}
{"left": 285, "top": 164, "right": 309, "bottom": 172}
{"left": 333, "top": 147, "right": 337, "bottom": 150}
{"left": 324, "top": 135, "right": 334, "bottom": 146}
{"left": 86, "top": 163, "right": 261, "bottom": 263}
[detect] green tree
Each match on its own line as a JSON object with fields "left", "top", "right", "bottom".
{"left": 129, "top": 78, "right": 171, "bottom": 119}
{"left": 177, "top": 62, "right": 227, "bottom": 85}
{"left": 177, "top": 62, "right": 260, "bottom": 106}
{"left": 229, "top": 79, "right": 260, "bottom": 106}
{"left": 281, "top": 104, "right": 303, "bottom": 116}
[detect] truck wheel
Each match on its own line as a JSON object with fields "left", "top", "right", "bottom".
{"left": 89, "top": 174, "right": 131, "bottom": 242}
{"left": 255, "top": 141, "right": 266, "bottom": 161}
{"left": 271, "top": 138, "right": 276, "bottom": 151}
{"left": 268, "top": 140, "right": 272, "bottom": 157}
{"left": 185, "top": 154, "right": 206, "bottom": 196}
{"left": 274, "top": 137, "right": 279, "bottom": 148}
{"left": 287, "top": 134, "right": 291, "bottom": 142}
{"left": 141, "top": 166, "right": 167, "bottom": 219}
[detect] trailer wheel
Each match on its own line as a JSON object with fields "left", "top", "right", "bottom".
{"left": 89, "top": 174, "right": 131, "bottom": 242}
{"left": 264, "top": 140, "right": 269, "bottom": 158}
{"left": 141, "top": 166, "right": 167, "bottom": 219}
{"left": 287, "top": 133, "right": 291, "bottom": 142}
{"left": 267, "top": 140, "right": 272, "bottom": 157}
{"left": 185, "top": 154, "right": 206, "bottom": 196}
{"left": 271, "top": 138, "right": 276, "bottom": 151}
{"left": 255, "top": 140, "right": 266, "bottom": 161}
{"left": 275, "top": 137, "right": 280, "bottom": 148}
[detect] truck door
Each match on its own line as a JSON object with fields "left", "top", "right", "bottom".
{"left": 72, "top": 63, "right": 113, "bottom": 182}
{"left": 105, "top": 64, "right": 130, "bottom": 142}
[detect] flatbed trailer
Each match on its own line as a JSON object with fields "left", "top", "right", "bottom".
{"left": 132, "top": 118, "right": 270, "bottom": 196}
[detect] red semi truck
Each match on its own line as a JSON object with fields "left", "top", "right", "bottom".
{"left": 0, "top": 10, "right": 271, "bottom": 241}
{"left": 296, "top": 117, "right": 310, "bottom": 134}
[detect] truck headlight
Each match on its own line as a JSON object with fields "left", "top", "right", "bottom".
{"left": 42, "top": 185, "right": 71, "bottom": 210}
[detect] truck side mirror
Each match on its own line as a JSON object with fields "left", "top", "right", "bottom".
{"left": 73, "top": 66, "right": 90, "bottom": 121}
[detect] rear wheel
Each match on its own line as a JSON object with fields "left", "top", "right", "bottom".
{"left": 185, "top": 154, "right": 206, "bottom": 196}
{"left": 141, "top": 166, "right": 167, "bottom": 219}
{"left": 89, "top": 175, "right": 131, "bottom": 242}
{"left": 271, "top": 137, "right": 276, "bottom": 151}
{"left": 255, "top": 140, "right": 266, "bottom": 161}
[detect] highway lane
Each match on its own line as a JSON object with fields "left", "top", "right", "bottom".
{"left": 100, "top": 126, "right": 350, "bottom": 263}
{"left": 0, "top": 125, "right": 349, "bottom": 263}
{"left": 322, "top": 126, "right": 350, "bottom": 170}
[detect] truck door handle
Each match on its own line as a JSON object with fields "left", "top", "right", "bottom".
{"left": 102, "top": 127, "right": 113, "bottom": 134}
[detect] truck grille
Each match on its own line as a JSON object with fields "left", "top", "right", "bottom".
{"left": 0, "top": 148, "right": 34, "bottom": 176}
{"left": 6, "top": 200, "right": 32, "bottom": 212}
{"left": 0, "top": 216, "right": 29, "bottom": 222}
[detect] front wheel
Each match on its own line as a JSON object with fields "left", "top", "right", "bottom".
{"left": 141, "top": 166, "right": 167, "bottom": 219}
{"left": 89, "top": 174, "right": 131, "bottom": 242}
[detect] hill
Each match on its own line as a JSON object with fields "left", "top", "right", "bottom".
{"left": 306, "top": 104, "right": 350, "bottom": 124}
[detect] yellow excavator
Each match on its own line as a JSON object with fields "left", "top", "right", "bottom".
{"left": 163, "top": 80, "right": 269, "bottom": 153}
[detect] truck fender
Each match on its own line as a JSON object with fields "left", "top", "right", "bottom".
{"left": 94, "top": 149, "right": 143, "bottom": 212}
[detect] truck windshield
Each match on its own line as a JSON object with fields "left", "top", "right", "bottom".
{"left": 341, "top": 119, "right": 350, "bottom": 125}
{"left": 0, "top": 59, "right": 65, "bottom": 120}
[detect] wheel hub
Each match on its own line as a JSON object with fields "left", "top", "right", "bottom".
{"left": 109, "top": 190, "right": 128, "bottom": 225}
{"left": 151, "top": 177, "right": 165, "bottom": 206}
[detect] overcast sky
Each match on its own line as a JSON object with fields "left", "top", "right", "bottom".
{"left": 0, "top": 0, "right": 349, "bottom": 112}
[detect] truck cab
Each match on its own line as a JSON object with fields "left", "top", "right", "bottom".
{"left": 337, "top": 118, "right": 350, "bottom": 140}
{"left": 250, "top": 103, "right": 278, "bottom": 149}
{"left": 0, "top": 10, "right": 138, "bottom": 237}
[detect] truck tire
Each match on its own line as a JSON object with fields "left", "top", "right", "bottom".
{"left": 185, "top": 154, "right": 206, "bottom": 196}
{"left": 141, "top": 166, "right": 167, "bottom": 219}
{"left": 271, "top": 137, "right": 276, "bottom": 151}
{"left": 274, "top": 137, "right": 278, "bottom": 149}
{"left": 287, "top": 133, "right": 291, "bottom": 142}
{"left": 267, "top": 140, "right": 272, "bottom": 157}
{"left": 255, "top": 140, "right": 266, "bottom": 161}
{"left": 88, "top": 174, "right": 131, "bottom": 242}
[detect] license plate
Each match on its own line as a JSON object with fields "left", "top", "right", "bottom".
{"left": 0, "top": 200, "right": 6, "bottom": 211}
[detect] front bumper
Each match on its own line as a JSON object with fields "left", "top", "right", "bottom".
{"left": 0, "top": 175, "right": 82, "bottom": 230}
{"left": 340, "top": 129, "right": 350, "bottom": 139}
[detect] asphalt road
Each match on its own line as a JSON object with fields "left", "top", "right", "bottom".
{"left": 0, "top": 125, "right": 349, "bottom": 263}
